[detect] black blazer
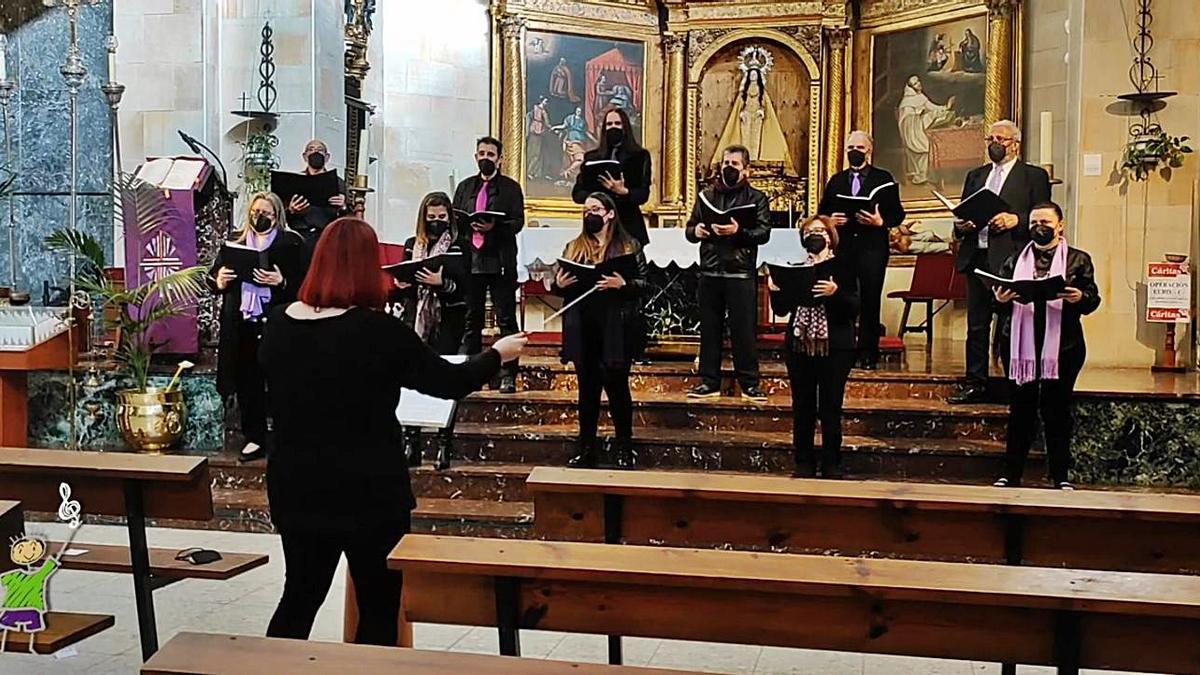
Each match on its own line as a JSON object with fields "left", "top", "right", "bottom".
{"left": 954, "top": 160, "right": 1051, "bottom": 272}
{"left": 571, "top": 147, "right": 652, "bottom": 245}
{"left": 769, "top": 257, "right": 861, "bottom": 353}
{"left": 210, "top": 229, "right": 309, "bottom": 395}
{"left": 452, "top": 173, "right": 526, "bottom": 277}
{"left": 285, "top": 174, "right": 347, "bottom": 237}
{"left": 551, "top": 242, "right": 650, "bottom": 367}
{"left": 816, "top": 165, "right": 906, "bottom": 252}
{"left": 684, "top": 184, "right": 772, "bottom": 278}
{"left": 391, "top": 235, "right": 468, "bottom": 355}
{"left": 994, "top": 245, "right": 1101, "bottom": 369}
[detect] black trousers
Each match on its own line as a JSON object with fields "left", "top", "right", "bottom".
{"left": 964, "top": 250, "right": 994, "bottom": 386}
{"left": 461, "top": 273, "right": 519, "bottom": 379}
{"left": 235, "top": 319, "right": 268, "bottom": 445}
{"left": 267, "top": 515, "right": 410, "bottom": 645}
{"left": 786, "top": 349, "right": 855, "bottom": 473}
{"left": 574, "top": 343, "right": 633, "bottom": 445}
{"left": 846, "top": 243, "right": 888, "bottom": 361}
{"left": 1004, "top": 354, "right": 1084, "bottom": 485}
{"left": 697, "top": 275, "right": 759, "bottom": 390}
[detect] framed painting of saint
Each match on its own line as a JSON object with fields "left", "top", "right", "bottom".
{"left": 523, "top": 30, "right": 646, "bottom": 200}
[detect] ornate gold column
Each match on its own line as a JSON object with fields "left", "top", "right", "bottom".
{"left": 823, "top": 27, "right": 850, "bottom": 182}
{"left": 662, "top": 34, "right": 686, "bottom": 207}
{"left": 984, "top": 0, "right": 1017, "bottom": 125}
{"left": 500, "top": 14, "right": 526, "bottom": 179}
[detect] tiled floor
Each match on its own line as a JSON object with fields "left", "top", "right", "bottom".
{"left": 0, "top": 523, "right": 1145, "bottom": 674}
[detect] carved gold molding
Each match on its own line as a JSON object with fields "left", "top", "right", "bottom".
{"left": 500, "top": 14, "right": 526, "bottom": 184}
{"left": 823, "top": 26, "right": 851, "bottom": 182}
{"left": 858, "top": 0, "right": 979, "bottom": 27}
{"left": 663, "top": 34, "right": 687, "bottom": 206}
{"left": 498, "top": 0, "right": 658, "bottom": 29}
{"left": 984, "top": 0, "right": 1017, "bottom": 125}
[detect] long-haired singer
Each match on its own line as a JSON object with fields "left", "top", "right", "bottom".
{"left": 571, "top": 107, "right": 652, "bottom": 245}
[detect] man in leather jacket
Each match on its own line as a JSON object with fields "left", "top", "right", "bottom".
{"left": 685, "top": 145, "right": 772, "bottom": 402}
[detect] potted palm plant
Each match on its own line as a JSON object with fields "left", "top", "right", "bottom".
{"left": 47, "top": 174, "right": 209, "bottom": 451}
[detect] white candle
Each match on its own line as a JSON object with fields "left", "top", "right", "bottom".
{"left": 0, "top": 34, "right": 8, "bottom": 82}
{"left": 356, "top": 124, "right": 370, "bottom": 177}
{"left": 106, "top": 35, "right": 118, "bottom": 83}
{"left": 1039, "top": 111, "right": 1053, "bottom": 166}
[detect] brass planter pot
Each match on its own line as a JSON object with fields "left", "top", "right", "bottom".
{"left": 115, "top": 387, "right": 187, "bottom": 453}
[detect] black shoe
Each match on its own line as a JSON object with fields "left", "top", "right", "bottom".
{"left": 947, "top": 386, "right": 988, "bottom": 404}
{"left": 403, "top": 430, "right": 422, "bottom": 467}
{"left": 857, "top": 356, "right": 879, "bottom": 371}
{"left": 820, "top": 465, "right": 845, "bottom": 479}
{"left": 434, "top": 434, "right": 452, "bottom": 471}
{"left": 1057, "top": 481, "right": 1075, "bottom": 491}
{"left": 740, "top": 386, "right": 768, "bottom": 403}
{"left": 992, "top": 477, "right": 1011, "bottom": 487}
{"left": 612, "top": 439, "right": 637, "bottom": 470}
{"left": 567, "top": 440, "right": 597, "bottom": 468}
{"left": 499, "top": 375, "right": 517, "bottom": 394}
{"left": 688, "top": 383, "right": 721, "bottom": 399}
{"left": 237, "top": 442, "right": 266, "bottom": 463}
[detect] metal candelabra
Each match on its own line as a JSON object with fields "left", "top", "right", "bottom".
{"left": 0, "top": 72, "right": 15, "bottom": 289}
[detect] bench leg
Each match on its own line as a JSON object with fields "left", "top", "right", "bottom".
{"left": 897, "top": 302, "right": 912, "bottom": 339}
{"left": 1054, "top": 611, "right": 1082, "bottom": 675}
{"left": 494, "top": 577, "right": 521, "bottom": 657}
{"left": 1001, "top": 664, "right": 1017, "bottom": 675}
{"left": 123, "top": 480, "right": 159, "bottom": 661}
{"left": 602, "top": 495, "right": 624, "bottom": 665}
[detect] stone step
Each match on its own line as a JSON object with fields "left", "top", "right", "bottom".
{"left": 516, "top": 356, "right": 963, "bottom": 400}
{"left": 458, "top": 390, "right": 1008, "bottom": 439}
{"left": 410, "top": 462, "right": 532, "bottom": 502}
{"left": 450, "top": 424, "right": 1017, "bottom": 482}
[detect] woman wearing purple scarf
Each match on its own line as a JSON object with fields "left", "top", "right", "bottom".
{"left": 992, "top": 201, "right": 1100, "bottom": 489}
{"left": 211, "top": 191, "right": 309, "bottom": 463}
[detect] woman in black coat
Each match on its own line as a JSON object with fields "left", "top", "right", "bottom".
{"left": 769, "top": 215, "right": 860, "bottom": 478}
{"left": 553, "top": 192, "right": 649, "bottom": 469}
{"left": 992, "top": 201, "right": 1100, "bottom": 489}
{"left": 392, "top": 191, "right": 468, "bottom": 470}
{"left": 571, "top": 107, "right": 652, "bottom": 245}
{"left": 211, "top": 191, "right": 309, "bottom": 462}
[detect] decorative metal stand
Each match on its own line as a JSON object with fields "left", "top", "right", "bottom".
{"left": 233, "top": 21, "right": 280, "bottom": 196}
{"left": 1118, "top": 0, "right": 1177, "bottom": 163}
{"left": 0, "top": 62, "right": 16, "bottom": 289}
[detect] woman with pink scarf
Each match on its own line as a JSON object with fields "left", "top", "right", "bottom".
{"left": 992, "top": 201, "right": 1100, "bottom": 489}
{"left": 212, "top": 192, "right": 309, "bottom": 463}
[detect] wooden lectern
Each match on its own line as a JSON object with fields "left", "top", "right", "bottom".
{"left": 0, "top": 326, "right": 79, "bottom": 446}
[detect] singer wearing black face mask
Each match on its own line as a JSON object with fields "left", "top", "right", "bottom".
{"left": 769, "top": 216, "right": 860, "bottom": 478}
{"left": 685, "top": 145, "right": 773, "bottom": 402}
{"left": 571, "top": 107, "right": 652, "bottom": 245}
{"left": 949, "top": 120, "right": 1052, "bottom": 404}
{"left": 991, "top": 202, "right": 1099, "bottom": 489}
{"left": 816, "top": 130, "right": 906, "bottom": 370}
{"left": 285, "top": 139, "right": 348, "bottom": 244}
{"left": 552, "top": 193, "right": 649, "bottom": 469}
{"left": 453, "top": 136, "right": 527, "bottom": 393}
{"left": 391, "top": 192, "right": 468, "bottom": 470}
{"left": 210, "top": 191, "right": 309, "bottom": 463}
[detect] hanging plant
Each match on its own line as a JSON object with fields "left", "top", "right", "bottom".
{"left": 1121, "top": 129, "right": 1192, "bottom": 181}
{"left": 238, "top": 130, "right": 279, "bottom": 195}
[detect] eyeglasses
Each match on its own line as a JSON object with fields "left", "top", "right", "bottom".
{"left": 984, "top": 136, "right": 1015, "bottom": 144}
{"left": 250, "top": 210, "right": 275, "bottom": 218}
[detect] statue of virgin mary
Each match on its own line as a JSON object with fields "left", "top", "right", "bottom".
{"left": 711, "top": 46, "right": 797, "bottom": 176}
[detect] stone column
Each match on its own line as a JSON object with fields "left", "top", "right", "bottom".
{"left": 823, "top": 27, "right": 851, "bottom": 182}
{"left": 662, "top": 33, "right": 687, "bottom": 206}
{"left": 984, "top": 0, "right": 1017, "bottom": 125}
{"left": 500, "top": 14, "right": 526, "bottom": 180}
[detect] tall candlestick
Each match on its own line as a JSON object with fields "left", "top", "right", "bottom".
{"left": 356, "top": 124, "right": 370, "bottom": 177}
{"left": 1039, "top": 111, "right": 1053, "bottom": 166}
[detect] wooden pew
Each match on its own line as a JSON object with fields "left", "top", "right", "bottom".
{"left": 0, "top": 447, "right": 214, "bottom": 660}
{"left": 390, "top": 535, "right": 1200, "bottom": 674}
{"left": 528, "top": 467, "right": 1200, "bottom": 573}
{"left": 143, "top": 631, "right": 684, "bottom": 674}
{"left": 0, "top": 500, "right": 116, "bottom": 654}
{"left": 48, "top": 541, "right": 268, "bottom": 580}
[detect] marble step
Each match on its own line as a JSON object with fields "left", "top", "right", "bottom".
{"left": 449, "top": 424, "right": 1016, "bottom": 482}
{"left": 458, "top": 390, "right": 1009, "bottom": 439}
{"left": 516, "top": 356, "right": 963, "bottom": 400}
{"left": 410, "top": 462, "right": 531, "bottom": 502}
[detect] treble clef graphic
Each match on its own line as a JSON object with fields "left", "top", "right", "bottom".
{"left": 58, "top": 482, "right": 82, "bottom": 529}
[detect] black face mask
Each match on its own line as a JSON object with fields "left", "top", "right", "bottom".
{"left": 604, "top": 128, "right": 624, "bottom": 148}
{"left": 846, "top": 149, "right": 867, "bottom": 168}
{"left": 721, "top": 165, "right": 742, "bottom": 188}
{"left": 252, "top": 215, "right": 273, "bottom": 233}
{"left": 803, "top": 234, "right": 828, "bottom": 254}
{"left": 583, "top": 213, "right": 607, "bottom": 235}
{"left": 1031, "top": 224, "right": 1056, "bottom": 246}
{"left": 426, "top": 219, "right": 449, "bottom": 238}
{"left": 987, "top": 142, "right": 1008, "bottom": 163}
{"left": 306, "top": 152, "right": 326, "bottom": 170}
{"left": 478, "top": 158, "right": 497, "bottom": 177}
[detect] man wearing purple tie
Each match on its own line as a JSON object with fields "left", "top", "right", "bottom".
{"left": 453, "top": 137, "right": 527, "bottom": 393}
{"left": 817, "top": 131, "right": 906, "bottom": 370}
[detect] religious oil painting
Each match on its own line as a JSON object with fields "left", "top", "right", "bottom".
{"left": 524, "top": 30, "right": 645, "bottom": 199}
{"left": 870, "top": 14, "right": 989, "bottom": 203}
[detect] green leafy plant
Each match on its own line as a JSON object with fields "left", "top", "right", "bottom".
{"left": 46, "top": 175, "right": 209, "bottom": 391}
{"left": 1122, "top": 129, "right": 1193, "bottom": 181}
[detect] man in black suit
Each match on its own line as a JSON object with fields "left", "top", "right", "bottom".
{"left": 818, "top": 130, "right": 906, "bottom": 369}
{"left": 948, "top": 119, "right": 1051, "bottom": 403}
{"left": 454, "top": 136, "right": 526, "bottom": 393}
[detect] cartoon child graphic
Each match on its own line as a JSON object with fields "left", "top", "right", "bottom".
{"left": 0, "top": 534, "right": 64, "bottom": 653}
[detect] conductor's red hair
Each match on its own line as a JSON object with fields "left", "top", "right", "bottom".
{"left": 298, "top": 217, "right": 389, "bottom": 310}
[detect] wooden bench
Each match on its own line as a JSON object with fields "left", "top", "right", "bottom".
{"left": 0, "top": 447, "right": 218, "bottom": 659}
{"left": 142, "top": 631, "right": 684, "bottom": 674}
{"left": 528, "top": 467, "right": 1200, "bottom": 573}
{"left": 49, "top": 541, "right": 268, "bottom": 580}
{"left": 390, "top": 534, "right": 1200, "bottom": 674}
